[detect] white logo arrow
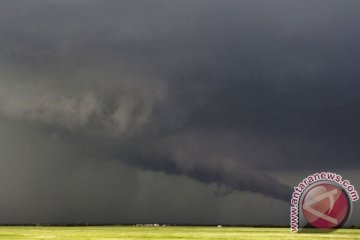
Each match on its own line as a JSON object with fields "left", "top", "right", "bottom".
{"left": 303, "top": 188, "right": 338, "bottom": 224}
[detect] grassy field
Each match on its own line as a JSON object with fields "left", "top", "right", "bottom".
{"left": 0, "top": 226, "right": 359, "bottom": 240}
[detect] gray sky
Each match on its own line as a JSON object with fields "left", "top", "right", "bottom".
{"left": 0, "top": 0, "right": 359, "bottom": 225}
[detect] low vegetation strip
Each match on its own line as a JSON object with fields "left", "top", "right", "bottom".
{"left": 0, "top": 226, "right": 359, "bottom": 240}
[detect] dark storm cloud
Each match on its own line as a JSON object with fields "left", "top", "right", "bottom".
{"left": 0, "top": 0, "right": 360, "bottom": 224}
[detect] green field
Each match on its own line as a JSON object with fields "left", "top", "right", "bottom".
{"left": 0, "top": 226, "right": 359, "bottom": 240}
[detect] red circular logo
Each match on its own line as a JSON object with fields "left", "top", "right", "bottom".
{"left": 301, "top": 183, "right": 350, "bottom": 229}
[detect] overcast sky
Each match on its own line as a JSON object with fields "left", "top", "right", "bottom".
{"left": 0, "top": 0, "right": 360, "bottom": 225}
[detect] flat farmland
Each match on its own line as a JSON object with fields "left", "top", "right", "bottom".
{"left": 0, "top": 226, "right": 359, "bottom": 240}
